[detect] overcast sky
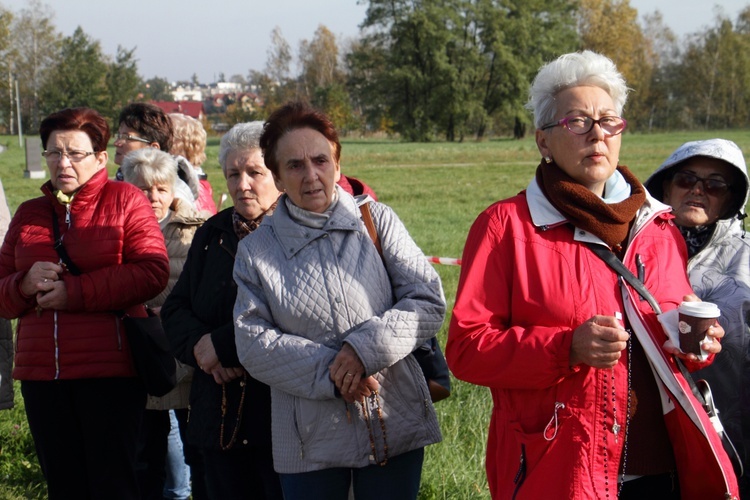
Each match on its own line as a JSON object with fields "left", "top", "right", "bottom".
{"left": 3, "top": 0, "right": 748, "bottom": 83}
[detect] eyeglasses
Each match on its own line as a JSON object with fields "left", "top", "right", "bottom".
{"left": 541, "top": 115, "right": 627, "bottom": 136}
{"left": 42, "top": 150, "right": 97, "bottom": 163}
{"left": 672, "top": 171, "right": 730, "bottom": 197}
{"left": 113, "top": 132, "right": 151, "bottom": 144}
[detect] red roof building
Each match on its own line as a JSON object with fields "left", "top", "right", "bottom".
{"left": 150, "top": 101, "right": 205, "bottom": 121}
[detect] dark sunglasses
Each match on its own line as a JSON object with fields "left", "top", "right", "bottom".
{"left": 672, "top": 171, "right": 730, "bottom": 196}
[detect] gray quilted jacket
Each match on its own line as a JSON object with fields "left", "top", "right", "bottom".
{"left": 233, "top": 188, "right": 445, "bottom": 473}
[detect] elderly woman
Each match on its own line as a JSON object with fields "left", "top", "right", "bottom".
{"left": 0, "top": 107, "right": 169, "bottom": 498}
{"left": 446, "top": 52, "right": 738, "bottom": 499}
{"left": 169, "top": 113, "right": 217, "bottom": 215}
{"left": 232, "top": 102, "right": 445, "bottom": 500}
{"left": 161, "top": 122, "right": 283, "bottom": 499}
{"left": 645, "top": 138, "right": 750, "bottom": 496}
{"left": 121, "top": 148, "right": 205, "bottom": 500}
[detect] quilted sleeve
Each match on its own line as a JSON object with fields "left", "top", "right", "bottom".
{"left": 233, "top": 240, "right": 340, "bottom": 400}
{"left": 0, "top": 207, "right": 38, "bottom": 318}
{"left": 341, "top": 203, "right": 446, "bottom": 375}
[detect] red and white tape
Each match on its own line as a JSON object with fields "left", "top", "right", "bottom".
{"left": 425, "top": 256, "right": 462, "bottom": 266}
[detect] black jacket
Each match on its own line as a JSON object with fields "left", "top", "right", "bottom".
{"left": 161, "top": 208, "right": 272, "bottom": 450}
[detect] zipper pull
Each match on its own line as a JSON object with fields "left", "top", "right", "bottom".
{"left": 65, "top": 203, "right": 71, "bottom": 226}
{"left": 543, "top": 402, "right": 565, "bottom": 441}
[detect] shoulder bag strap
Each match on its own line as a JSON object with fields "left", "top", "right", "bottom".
{"left": 360, "top": 202, "right": 383, "bottom": 259}
{"left": 586, "top": 243, "right": 662, "bottom": 314}
{"left": 50, "top": 204, "right": 81, "bottom": 276}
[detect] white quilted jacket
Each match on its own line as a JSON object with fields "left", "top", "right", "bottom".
{"left": 233, "top": 188, "right": 445, "bottom": 473}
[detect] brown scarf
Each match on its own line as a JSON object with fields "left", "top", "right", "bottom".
{"left": 535, "top": 160, "right": 646, "bottom": 250}
{"left": 232, "top": 200, "right": 279, "bottom": 240}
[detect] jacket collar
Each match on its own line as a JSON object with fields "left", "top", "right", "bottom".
{"left": 41, "top": 168, "right": 109, "bottom": 206}
{"left": 267, "top": 185, "right": 362, "bottom": 259}
{"left": 526, "top": 170, "right": 674, "bottom": 246}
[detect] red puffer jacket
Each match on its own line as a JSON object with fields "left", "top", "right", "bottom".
{"left": 0, "top": 169, "right": 169, "bottom": 381}
{"left": 447, "top": 186, "right": 739, "bottom": 499}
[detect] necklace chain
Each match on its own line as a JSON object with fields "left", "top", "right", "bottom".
{"left": 618, "top": 334, "right": 633, "bottom": 496}
{"left": 602, "top": 332, "right": 633, "bottom": 498}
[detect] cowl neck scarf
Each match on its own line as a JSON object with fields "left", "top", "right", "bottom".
{"left": 535, "top": 159, "right": 646, "bottom": 251}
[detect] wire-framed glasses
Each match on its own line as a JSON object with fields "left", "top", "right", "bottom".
{"left": 113, "top": 132, "right": 151, "bottom": 144}
{"left": 541, "top": 115, "right": 627, "bottom": 136}
{"left": 42, "top": 150, "right": 97, "bottom": 163}
{"left": 672, "top": 171, "right": 730, "bottom": 197}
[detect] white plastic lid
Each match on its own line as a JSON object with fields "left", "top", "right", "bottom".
{"left": 677, "top": 301, "right": 721, "bottom": 318}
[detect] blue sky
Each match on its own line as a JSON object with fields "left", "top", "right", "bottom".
{"left": 4, "top": 0, "right": 748, "bottom": 83}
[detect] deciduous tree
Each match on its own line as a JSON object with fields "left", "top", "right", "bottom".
{"left": 578, "top": 0, "right": 653, "bottom": 129}
{"left": 104, "top": 46, "right": 142, "bottom": 121}
{"left": 39, "top": 27, "right": 108, "bottom": 115}
{"left": 10, "top": 0, "right": 61, "bottom": 130}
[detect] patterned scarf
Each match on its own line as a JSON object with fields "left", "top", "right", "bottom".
{"left": 535, "top": 160, "right": 646, "bottom": 251}
{"left": 232, "top": 200, "right": 278, "bottom": 240}
{"left": 677, "top": 224, "right": 715, "bottom": 258}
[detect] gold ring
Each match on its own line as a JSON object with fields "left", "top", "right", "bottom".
{"left": 345, "top": 372, "right": 353, "bottom": 378}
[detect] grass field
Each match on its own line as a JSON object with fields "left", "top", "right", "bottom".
{"left": 0, "top": 129, "right": 749, "bottom": 498}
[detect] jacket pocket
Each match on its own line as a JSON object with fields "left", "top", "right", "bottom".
{"left": 293, "top": 396, "right": 354, "bottom": 466}
{"left": 381, "top": 355, "right": 431, "bottom": 419}
{"left": 508, "top": 405, "right": 570, "bottom": 497}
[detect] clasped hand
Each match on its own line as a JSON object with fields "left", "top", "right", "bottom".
{"left": 193, "top": 333, "right": 244, "bottom": 384}
{"left": 21, "top": 261, "right": 68, "bottom": 311}
{"left": 570, "top": 315, "right": 630, "bottom": 369}
{"left": 329, "top": 343, "right": 379, "bottom": 403}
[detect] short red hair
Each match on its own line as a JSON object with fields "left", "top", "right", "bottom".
{"left": 39, "top": 107, "right": 111, "bottom": 152}
{"left": 260, "top": 102, "right": 341, "bottom": 176}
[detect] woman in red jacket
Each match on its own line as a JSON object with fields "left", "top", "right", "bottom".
{"left": 0, "top": 107, "right": 169, "bottom": 499}
{"left": 446, "top": 52, "right": 738, "bottom": 499}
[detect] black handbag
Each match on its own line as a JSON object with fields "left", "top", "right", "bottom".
{"left": 587, "top": 242, "right": 744, "bottom": 478}
{"left": 360, "top": 202, "right": 451, "bottom": 402}
{"left": 121, "top": 308, "right": 177, "bottom": 397}
{"left": 50, "top": 204, "right": 176, "bottom": 396}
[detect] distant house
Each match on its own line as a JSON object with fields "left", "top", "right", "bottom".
{"left": 150, "top": 101, "right": 205, "bottom": 121}
{"left": 171, "top": 84, "right": 203, "bottom": 102}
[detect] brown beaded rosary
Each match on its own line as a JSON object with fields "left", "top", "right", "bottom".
{"left": 362, "top": 389, "right": 389, "bottom": 466}
{"left": 219, "top": 372, "right": 247, "bottom": 451}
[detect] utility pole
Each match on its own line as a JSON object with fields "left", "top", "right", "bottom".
{"left": 14, "top": 75, "right": 21, "bottom": 148}
{"left": 7, "top": 70, "right": 12, "bottom": 135}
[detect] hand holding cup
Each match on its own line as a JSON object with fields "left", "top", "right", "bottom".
{"left": 677, "top": 301, "right": 720, "bottom": 361}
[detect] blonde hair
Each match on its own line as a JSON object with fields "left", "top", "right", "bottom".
{"left": 169, "top": 113, "right": 207, "bottom": 167}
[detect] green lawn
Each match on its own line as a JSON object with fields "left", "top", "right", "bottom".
{"left": 1, "top": 129, "right": 749, "bottom": 498}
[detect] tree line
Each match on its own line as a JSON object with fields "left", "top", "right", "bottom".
{"left": 3, "top": 0, "right": 750, "bottom": 141}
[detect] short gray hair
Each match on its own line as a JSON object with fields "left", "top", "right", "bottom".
{"left": 218, "top": 121, "right": 264, "bottom": 176}
{"left": 526, "top": 51, "right": 629, "bottom": 129}
{"left": 121, "top": 148, "right": 178, "bottom": 189}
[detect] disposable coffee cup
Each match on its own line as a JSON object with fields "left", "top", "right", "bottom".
{"left": 677, "top": 301, "right": 720, "bottom": 356}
